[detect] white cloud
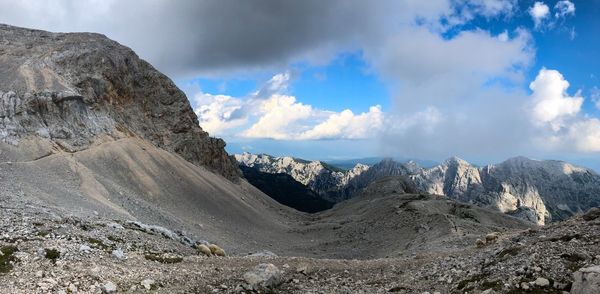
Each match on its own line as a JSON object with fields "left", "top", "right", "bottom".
{"left": 192, "top": 73, "right": 384, "bottom": 141}
{"left": 241, "top": 95, "right": 313, "bottom": 140}
{"left": 298, "top": 106, "right": 384, "bottom": 140}
{"left": 563, "top": 119, "right": 600, "bottom": 152}
{"left": 529, "top": 2, "right": 550, "bottom": 28}
{"left": 529, "top": 68, "right": 583, "bottom": 129}
{"left": 555, "top": 0, "right": 575, "bottom": 18}
{"left": 528, "top": 69, "right": 600, "bottom": 153}
{"left": 193, "top": 93, "right": 247, "bottom": 135}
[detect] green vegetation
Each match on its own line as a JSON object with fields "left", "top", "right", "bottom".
{"left": 44, "top": 248, "right": 60, "bottom": 261}
{"left": 0, "top": 245, "right": 19, "bottom": 273}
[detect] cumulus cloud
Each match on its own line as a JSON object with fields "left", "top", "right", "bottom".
{"left": 193, "top": 93, "right": 247, "bottom": 135}
{"left": 192, "top": 73, "right": 384, "bottom": 141}
{"left": 529, "top": 68, "right": 583, "bottom": 129}
{"left": 241, "top": 95, "right": 314, "bottom": 140}
{"left": 555, "top": 0, "right": 575, "bottom": 18}
{"left": 298, "top": 106, "right": 384, "bottom": 140}
{"left": 529, "top": 2, "right": 550, "bottom": 28}
{"left": 523, "top": 69, "right": 600, "bottom": 153}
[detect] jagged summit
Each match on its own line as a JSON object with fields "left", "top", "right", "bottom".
{"left": 235, "top": 152, "right": 369, "bottom": 202}
{"left": 0, "top": 24, "right": 239, "bottom": 179}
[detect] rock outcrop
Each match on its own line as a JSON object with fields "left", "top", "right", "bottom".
{"left": 235, "top": 152, "right": 368, "bottom": 201}
{"left": 0, "top": 24, "right": 239, "bottom": 179}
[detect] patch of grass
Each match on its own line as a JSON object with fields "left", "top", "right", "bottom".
{"left": 107, "top": 235, "right": 123, "bottom": 243}
{"left": 0, "top": 245, "right": 19, "bottom": 274}
{"left": 144, "top": 253, "right": 183, "bottom": 264}
{"left": 44, "top": 248, "right": 60, "bottom": 261}
{"left": 88, "top": 237, "right": 114, "bottom": 252}
{"left": 36, "top": 230, "right": 51, "bottom": 237}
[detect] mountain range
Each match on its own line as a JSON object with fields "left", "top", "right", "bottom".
{"left": 237, "top": 153, "right": 600, "bottom": 225}
{"left": 2, "top": 24, "right": 600, "bottom": 293}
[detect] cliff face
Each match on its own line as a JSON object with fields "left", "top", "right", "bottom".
{"left": 0, "top": 24, "right": 239, "bottom": 180}
{"left": 235, "top": 152, "right": 369, "bottom": 202}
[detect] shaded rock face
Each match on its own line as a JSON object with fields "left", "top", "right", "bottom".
{"left": 0, "top": 24, "right": 239, "bottom": 179}
{"left": 235, "top": 152, "right": 369, "bottom": 202}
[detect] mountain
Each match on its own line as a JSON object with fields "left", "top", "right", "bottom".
{"left": 235, "top": 152, "right": 369, "bottom": 202}
{"left": 0, "top": 24, "right": 300, "bottom": 254}
{"left": 239, "top": 165, "right": 334, "bottom": 213}
{"left": 354, "top": 156, "right": 600, "bottom": 225}
{"left": 240, "top": 151, "right": 600, "bottom": 225}
{"left": 0, "top": 24, "right": 239, "bottom": 180}
{"left": 325, "top": 156, "right": 437, "bottom": 170}
{"left": 2, "top": 24, "right": 599, "bottom": 293}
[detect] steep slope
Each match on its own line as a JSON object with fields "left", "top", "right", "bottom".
{"left": 1, "top": 137, "right": 306, "bottom": 254}
{"left": 235, "top": 152, "right": 368, "bottom": 202}
{"left": 0, "top": 24, "right": 239, "bottom": 179}
{"left": 239, "top": 165, "right": 334, "bottom": 213}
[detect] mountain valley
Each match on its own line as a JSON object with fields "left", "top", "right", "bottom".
{"left": 1, "top": 24, "right": 600, "bottom": 293}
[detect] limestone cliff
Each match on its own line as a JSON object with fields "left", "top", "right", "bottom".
{"left": 0, "top": 24, "right": 239, "bottom": 180}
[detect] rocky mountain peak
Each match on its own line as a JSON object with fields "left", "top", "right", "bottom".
{"left": 0, "top": 24, "right": 239, "bottom": 180}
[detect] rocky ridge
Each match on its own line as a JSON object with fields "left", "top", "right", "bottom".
{"left": 235, "top": 152, "right": 369, "bottom": 202}
{"left": 239, "top": 152, "right": 600, "bottom": 225}
{"left": 0, "top": 24, "right": 239, "bottom": 179}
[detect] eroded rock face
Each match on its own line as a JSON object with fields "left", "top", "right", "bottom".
{"left": 0, "top": 24, "right": 239, "bottom": 180}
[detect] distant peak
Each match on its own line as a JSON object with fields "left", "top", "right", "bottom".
{"left": 443, "top": 156, "right": 470, "bottom": 165}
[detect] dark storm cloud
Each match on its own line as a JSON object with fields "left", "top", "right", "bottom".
{"left": 0, "top": 0, "right": 453, "bottom": 77}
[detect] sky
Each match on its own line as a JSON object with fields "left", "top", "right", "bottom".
{"left": 1, "top": 0, "right": 599, "bottom": 169}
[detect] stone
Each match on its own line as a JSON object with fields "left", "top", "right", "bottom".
{"left": 534, "top": 277, "right": 549, "bottom": 287}
{"left": 246, "top": 250, "right": 278, "bottom": 257}
{"left": 582, "top": 207, "right": 600, "bottom": 221}
{"left": 111, "top": 249, "right": 124, "bottom": 260}
{"left": 101, "top": 281, "right": 117, "bottom": 293}
{"left": 79, "top": 245, "right": 92, "bottom": 253}
{"left": 141, "top": 279, "right": 155, "bottom": 290}
{"left": 242, "top": 263, "right": 284, "bottom": 291}
{"left": 571, "top": 266, "right": 600, "bottom": 294}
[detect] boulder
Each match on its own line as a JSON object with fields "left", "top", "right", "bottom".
{"left": 571, "top": 266, "right": 600, "bottom": 294}
{"left": 242, "top": 263, "right": 284, "bottom": 291}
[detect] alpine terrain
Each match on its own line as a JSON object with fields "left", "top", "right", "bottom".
{"left": 1, "top": 24, "right": 600, "bottom": 294}
{"left": 239, "top": 153, "right": 600, "bottom": 225}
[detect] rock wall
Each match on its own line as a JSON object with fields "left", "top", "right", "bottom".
{"left": 0, "top": 24, "right": 239, "bottom": 180}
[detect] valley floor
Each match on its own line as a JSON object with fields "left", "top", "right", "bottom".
{"left": 1, "top": 193, "right": 600, "bottom": 294}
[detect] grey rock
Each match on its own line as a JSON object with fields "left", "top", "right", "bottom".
{"left": 141, "top": 279, "right": 155, "bottom": 290}
{"left": 242, "top": 263, "right": 284, "bottom": 291}
{"left": 0, "top": 24, "right": 239, "bottom": 180}
{"left": 582, "top": 207, "right": 600, "bottom": 221}
{"left": 101, "top": 281, "right": 117, "bottom": 293}
{"left": 246, "top": 250, "right": 278, "bottom": 257}
{"left": 111, "top": 249, "right": 124, "bottom": 260}
{"left": 571, "top": 266, "right": 600, "bottom": 294}
{"left": 534, "top": 277, "right": 549, "bottom": 287}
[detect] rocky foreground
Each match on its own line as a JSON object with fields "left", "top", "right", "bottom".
{"left": 2, "top": 189, "right": 600, "bottom": 294}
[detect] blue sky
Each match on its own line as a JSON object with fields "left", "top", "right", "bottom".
{"left": 1, "top": 0, "right": 599, "bottom": 169}
{"left": 170, "top": 0, "right": 600, "bottom": 170}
